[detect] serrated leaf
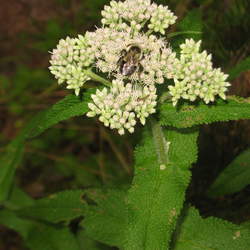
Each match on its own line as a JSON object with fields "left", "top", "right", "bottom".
{"left": 124, "top": 122, "right": 198, "bottom": 250}
{"left": 0, "top": 89, "right": 94, "bottom": 203}
{"left": 172, "top": 207, "right": 250, "bottom": 250}
{"left": 160, "top": 96, "right": 250, "bottom": 128}
{"left": 0, "top": 138, "right": 24, "bottom": 202}
{"left": 22, "top": 89, "right": 94, "bottom": 139}
{"left": 228, "top": 57, "right": 250, "bottom": 81}
{"left": 83, "top": 189, "right": 127, "bottom": 248}
{"left": 207, "top": 148, "right": 250, "bottom": 197}
{"left": 18, "top": 190, "right": 86, "bottom": 223}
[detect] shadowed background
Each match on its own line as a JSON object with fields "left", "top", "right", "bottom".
{"left": 0, "top": 0, "right": 250, "bottom": 249}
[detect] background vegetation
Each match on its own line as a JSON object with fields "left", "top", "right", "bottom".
{"left": 0, "top": 0, "right": 250, "bottom": 249}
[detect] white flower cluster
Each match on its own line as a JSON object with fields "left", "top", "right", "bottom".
{"left": 101, "top": 0, "right": 177, "bottom": 34}
{"left": 87, "top": 80, "right": 157, "bottom": 135}
{"left": 169, "top": 39, "right": 230, "bottom": 105}
{"left": 49, "top": 0, "right": 231, "bottom": 135}
{"left": 49, "top": 35, "right": 95, "bottom": 95}
{"left": 86, "top": 27, "right": 178, "bottom": 86}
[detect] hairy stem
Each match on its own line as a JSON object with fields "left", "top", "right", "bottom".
{"left": 85, "top": 69, "right": 112, "bottom": 87}
{"left": 150, "top": 118, "right": 170, "bottom": 166}
{"left": 167, "top": 31, "right": 202, "bottom": 38}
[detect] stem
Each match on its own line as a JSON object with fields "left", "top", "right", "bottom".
{"left": 150, "top": 118, "right": 170, "bottom": 166}
{"left": 85, "top": 69, "right": 112, "bottom": 87}
{"left": 167, "top": 31, "right": 202, "bottom": 39}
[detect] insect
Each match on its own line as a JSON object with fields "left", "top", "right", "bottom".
{"left": 117, "top": 44, "right": 144, "bottom": 76}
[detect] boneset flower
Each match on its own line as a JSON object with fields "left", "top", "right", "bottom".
{"left": 168, "top": 39, "right": 230, "bottom": 105}
{"left": 49, "top": 0, "right": 230, "bottom": 135}
{"left": 87, "top": 80, "right": 157, "bottom": 135}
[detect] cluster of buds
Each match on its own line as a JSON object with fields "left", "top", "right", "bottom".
{"left": 169, "top": 39, "right": 230, "bottom": 105}
{"left": 101, "top": 0, "right": 176, "bottom": 34}
{"left": 49, "top": 0, "right": 230, "bottom": 135}
{"left": 49, "top": 35, "right": 95, "bottom": 95}
{"left": 87, "top": 80, "right": 157, "bottom": 135}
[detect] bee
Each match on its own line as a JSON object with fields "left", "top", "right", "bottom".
{"left": 117, "top": 44, "right": 144, "bottom": 76}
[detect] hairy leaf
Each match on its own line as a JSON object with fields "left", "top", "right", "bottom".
{"left": 228, "top": 56, "right": 250, "bottom": 81}
{"left": 124, "top": 123, "right": 199, "bottom": 250}
{"left": 172, "top": 207, "right": 250, "bottom": 250}
{"left": 82, "top": 189, "right": 127, "bottom": 248}
{"left": 207, "top": 148, "right": 250, "bottom": 197}
{"left": 160, "top": 96, "right": 250, "bottom": 128}
{"left": 22, "top": 90, "right": 94, "bottom": 139}
{"left": 18, "top": 190, "right": 86, "bottom": 223}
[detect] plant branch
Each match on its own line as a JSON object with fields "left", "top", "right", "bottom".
{"left": 85, "top": 69, "right": 112, "bottom": 87}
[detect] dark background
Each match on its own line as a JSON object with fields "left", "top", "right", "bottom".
{"left": 0, "top": 0, "right": 250, "bottom": 249}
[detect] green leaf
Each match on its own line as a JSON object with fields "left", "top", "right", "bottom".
{"left": 171, "top": 9, "right": 203, "bottom": 50}
{"left": 4, "top": 185, "right": 34, "bottom": 209}
{"left": 22, "top": 90, "right": 94, "bottom": 139}
{"left": 228, "top": 57, "right": 250, "bottom": 81}
{"left": 0, "top": 138, "right": 24, "bottom": 202}
{"left": 18, "top": 190, "right": 86, "bottom": 223}
{"left": 0, "top": 209, "right": 33, "bottom": 239}
{"left": 160, "top": 96, "right": 250, "bottom": 128}
{"left": 207, "top": 148, "right": 250, "bottom": 197}
{"left": 83, "top": 189, "right": 127, "bottom": 248}
{"left": 77, "top": 230, "right": 101, "bottom": 250}
{"left": 172, "top": 207, "right": 250, "bottom": 250}
{"left": 26, "top": 224, "right": 80, "bottom": 250}
{"left": 0, "top": 89, "right": 94, "bottom": 203}
{"left": 124, "top": 123, "right": 199, "bottom": 250}
{"left": 0, "top": 209, "right": 80, "bottom": 250}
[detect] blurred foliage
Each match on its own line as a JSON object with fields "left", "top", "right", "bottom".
{"left": 0, "top": 0, "right": 250, "bottom": 249}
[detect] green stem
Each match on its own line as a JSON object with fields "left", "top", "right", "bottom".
{"left": 85, "top": 69, "right": 112, "bottom": 87}
{"left": 150, "top": 118, "right": 170, "bottom": 166}
{"left": 167, "top": 31, "right": 202, "bottom": 39}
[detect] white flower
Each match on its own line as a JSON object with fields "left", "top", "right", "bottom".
{"left": 168, "top": 39, "right": 230, "bottom": 105}
{"left": 101, "top": 0, "right": 177, "bottom": 34}
{"left": 86, "top": 27, "right": 178, "bottom": 87}
{"left": 87, "top": 79, "right": 157, "bottom": 134}
{"left": 49, "top": 35, "right": 95, "bottom": 95}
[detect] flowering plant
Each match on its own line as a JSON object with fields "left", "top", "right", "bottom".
{"left": 49, "top": 0, "right": 230, "bottom": 135}
{"left": 1, "top": 1, "right": 250, "bottom": 250}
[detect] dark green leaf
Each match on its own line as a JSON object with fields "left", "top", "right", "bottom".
{"left": 171, "top": 9, "right": 203, "bottom": 50}
{"left": 160, "top": 96, "right": 250, "bottom": 128}
{"left": 172, "top": 207, "right": 250, "bottom": 250}
{"left": 0, "top": 138, "right": 24, "bottom": 202}
{"left": 0, "top": 209, "right": 33, "bottom": 239}
{"left": 18, "top": 190, "right": 86, "bottom": 223}
{"left": 83, "top": 189, "right": 127, "bottom": 248}
{"left": 22, "top": 89, "right": 94, "bottom": 139}
{"left": 26, "top": 223, "right": 80, "bottom": 250}
{"left": 228, "top": 57, "right": 250, "bottom": 81}
{"left": 207, "top": 148, "right": 250, "bottom": 197}
{"left": 0, "top": 89, "right": 94, "bottom": 203}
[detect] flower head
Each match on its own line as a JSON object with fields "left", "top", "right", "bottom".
{"left": 87, "top": 79, "right": 157, "bottom": 135}
{"left": 168, "top": 39, "right": 230, "bottom": 105}
{"left": 49, "top": 1, "right": 231, "bottom": 135}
